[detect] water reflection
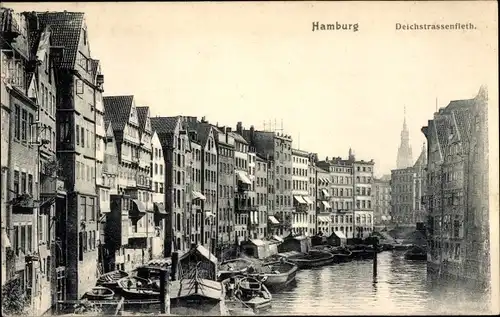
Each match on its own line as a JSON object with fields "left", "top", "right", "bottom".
{"left": 266, "top": 252, "right": 490, "bottom": 315}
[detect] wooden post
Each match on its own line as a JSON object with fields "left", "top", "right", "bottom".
{"left": 372, "top": 238, "right": 378, "bottom": 280}
{"left": 159, "top": 268, "right": 170, "bottom": 315}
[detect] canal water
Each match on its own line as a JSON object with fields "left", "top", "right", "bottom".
{"left": 266, "top": 251, "right": 491, "bottom": 315}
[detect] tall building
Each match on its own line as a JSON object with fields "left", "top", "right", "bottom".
{"left": 247, "top": 149, "right": 259, "bottom": 239}
{"left": 352, "top": 150, "right": 375, "bottom": 239}
{"left": 317, "top": 156, "right": 355, "bottom": 239}
{"left": 241, "top": 125, "right": 294, "bottom": 237}
{"left": 255, "top": 154, "right": 269, "bottom": 239}
{"left": 103, "top": 96, "right": 154, "bottom": 272}
{"left": 315, "top": 167, "right": 332, "bottom": 235}
{"left": 150, "top": 130, "right": 167, "bottom": 259}
{"left": 213, "top": 126, "right": 236, "bottom": 257}
{"left": 422, "top": 87, "right": 489, "bottom": 288}
{"left": 372, "top": 175, "right": 391, "bottom": 229}
{"left": 390, "top": 145, "right": 427, "bottom": 228}
{"left": 307, "top": 154, "right": 318, "bottom": 235}
{"left": 291, "top": 149, "right": 313, "bottom": 235}
{"left": 183, "top": 117, "right": 219, "bottom": 254}
{"left": 397, "top": 107, "right": 413, "bottom": 169}
{"left": 150, "top": 116, "right": 191, "bottom": 255}
{"left": 36, "top": 11, "right": 102, "bottom": 300}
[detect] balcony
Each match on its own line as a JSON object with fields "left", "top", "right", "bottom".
{"left": 235, "top": 197, "right": 254, "bottom": 213}
{"left": 236, "top": 171, "right": 252, "bottom": 192}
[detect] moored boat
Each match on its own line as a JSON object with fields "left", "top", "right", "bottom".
{"left": 116, "top": 276, "right": 160, "bottom": 300}
{"left": 329, "top": 246, "right": 353, "bottom": 263}
{"left": 286, "top": 250, "right": 335, "bottom": 269}
{"left": 404, "top": 246, "right": 427, "bottom": 261}
{"left": 96, "top": 270, "right": 129, "bottom": 289}
{"left": 83, "top": 286, "right": 115, "bottom": 300}
{"left": 170, "top": 262, "right": 231, "bottom": 316}
{"left": 249, "top": 260, "right": 298, "bottom": 291}
{"left": 218, "top": 258, "right": 254, "bottom": 281}
{"left": 393, "top": 243, "right": 414, "bottom": 251}
{"left": 347, "top": 245, "right": 375, "bottom": 260}
{"left": 223, "top": 276, "right": 272, "bottom": 312}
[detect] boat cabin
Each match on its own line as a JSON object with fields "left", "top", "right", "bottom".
{"left": 170, "top": 276, "right": 227, "bottom": 316}
{"left": 311, "top": 234, "right": 327, "bottom": 246}
{"left": 241, "top": 239, "right": 279, "bottom": 259}
{"left": 327, "top": 231, "right": 347, "bottom": 247}
{"left": 178, "top": 244, "right": 218, "bottom": 280}
{"left": 278, "top": 235, "right": 310, "bottom": 253}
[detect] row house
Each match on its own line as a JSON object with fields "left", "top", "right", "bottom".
{"left": 255, "top": 154, "right": 269, "bottom": 239}
{"left": 307, "top": 153, "right": 318, "bottom": 235}
{"left": 150, "top": 130, "right": 167, "bottom": 259}
{"left": 315, "top": 167, "right": 332, "bottom": 235}
{"left": 390, "top": 145, "right": 427, "bottom": 228}
{"left": 241, "top": 125, "right": 294, "bottom": 237}
{"left": 103, "top": 96, "right": 153, "bottom": 272}
{"left": 291, "top": 149, "right": 313, "bottom": 235}
{"left": 230, "top": 127, "right": 252, "bottom": 245}
{"left": 317, "top": 156, "right": 355, "bottom": 239}
{"left": 213, "top": 126, "right": 236, "bottom": 257}
{"left": 372, "top": 175, "right": 391, "bottom": 229}
{"left": 351, "top": 150, "right": 375, "bottom": 239}
{"left": 1, "top": 9, "right": 63, "bottom": 314}
{"left": 186, "top": 127, "right": 204, "bottom": 248}
{"left": 422, "top": 87, "right": 490, "bottom": 288}
{"left": 266, "top": 155, "right": 279, "bottom": 235}
{"left": 183, "top": 117, "right": 218, "bottom": 254}
{"left": 247, "top": 149, "right": 259, "bottom": 239}
{"left": 150, "top": 116, "right": 191, "bottom": 256}
{"left": 35, "top": 10, "right": 102, "bottom": 301}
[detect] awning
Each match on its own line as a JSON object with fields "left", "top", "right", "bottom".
{"left": 130, "top": 199, "right": 146, "bottom": 218}
{"left": 249, "top": 239, "right": 265, "bottom": 247}
{"left": 318, "top": 216, "right": 330, "bottom": 223}
{"left": 205, "top": 211, "right": 215, "bottom": 218}
{"left": 2, "top": 230, "right": 11, "bottom": 249}
{"left": 99, "top": 214, "right": 106, "bottom": 223}
{"left": 236, "top": 171, "right": 252, "bottom": 185}
{"left": 334, "top": 231, "right": 347, "bottom": 240}
{"left": 302, "top": 196, "right": 314, "bottom": 204}
{"left": 268, "top": 216, "right": 279, "bottom": 224}
{"left": 192, "top": 191, "right": 206, "bottom": 201}
{"left": 272, "top": 235, "right": 284, "bottom": 242}
{"left": 293, "top": 195, "right": 307, "bottom": 205}
{"left": 250, "top": 212, "right": 258, "bottom": 225}
{"left": 381, "top": 215, "right": 387, "bottom": 221}
{"left": 321, "top": 201, "right": 331, "bottom": 209}
{"left": 154, "top": 203, "right": 168, "bottom": 216}
{"left": 321, "top": 189, "right": 330, "bottom": 197}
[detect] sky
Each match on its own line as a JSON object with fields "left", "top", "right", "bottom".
{"left": 5, "top": 1, "right": 498, "bottom": 177}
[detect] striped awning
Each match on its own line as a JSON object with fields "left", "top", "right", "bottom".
{"left": 192, "top": 191, "right": 206, "bottom": 201}
{"left": 302, "top": 196, "right": 314, "bottom": 204}
{"left": 268, "top": 216, "right": 279, "bottom": 224}
{"left": 236, "top": 171, "right": 252, "bottom": 185}
{"left": 318, "top": 216, "right": 330, "bottom": 223}
{"left": 322, "top": 189, "right": 330, "bottom": 197}
{"left": 321, "top": 201, "right": 331, "bottom": 209}
{"left": 293, "top": 195, "right": 307, "bottom": 205}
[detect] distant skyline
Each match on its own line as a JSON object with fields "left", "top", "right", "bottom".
{"left": 6, "top": 2, "right": 497, "bottom": 177}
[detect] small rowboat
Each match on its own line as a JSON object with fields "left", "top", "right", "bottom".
{"left": 286, "top": 250, "right": 335, "bottom": 269}
{"left": 96, "top": 270, "right": 129, "bottom": 288}
{"left": 84, "top": 286, "right": 115, "bottom": 300}
{"left": 116, "top": 276, "right": 160, "bottom": 300}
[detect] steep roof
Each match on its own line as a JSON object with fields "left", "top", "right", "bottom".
{"left": 186, "top": 120, "right": 212, "bottom": 147}
{"left": 136, "top": 106, "right": 149, "bottom": 131}
{"left": 150, "top": 116, "right": 180, "bottom": 135}
{"left": 36, "top": 11, "right": 85, "bottom": 69}
{"left": 103, "top": 95, "right": 134, "bottom": 132}
{"left": 228, "top": 131, "right": 248, "bottom": 145}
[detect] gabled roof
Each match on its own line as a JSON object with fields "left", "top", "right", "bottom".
{"left": 451, "top": 107, "right": 472, "bottom": 143}
{"left": 186, "top": 120, "right": 213, "bottom": 147}
{"left": 103, "top": 95, "right": 134, "bottom": 132}
{"left": 136, "top": 106, "right": 149, "bottom": 131}
{"left": 150, "top": 116, "right": 180, "bottom": 134}
{"left": 36, "top": 11, "right": 85, "bottom": 69}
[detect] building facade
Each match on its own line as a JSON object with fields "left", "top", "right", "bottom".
{"left": 422, "top": 87, "right": 490, "bottom": 288}
{"left": 351, "top": 150, "right": 375, "bottom": 239}
{"left": 372, "top": 175, "right": 391, "bottom": 229}
{"left": 150, "top": 130, "right": 166, "bottom": 259}
{"left": 255, "top": 155, "right": 269, "bottom": 239}
{"left": 390, "top": 146, "right": 427, "bottom": 228}
{"left": 291, "top": 149, "right": 312, "bottom": 235}
{"left": 315, "top": 167, "right": 332, "bottom": 235}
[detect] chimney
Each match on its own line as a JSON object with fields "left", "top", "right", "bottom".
{"left": 250, "top": 125, "right": 255, "bottom": 144}
{"left": 236, "top": 122, "right": 243, "bottom": 134}
{"left": 201, "top": 116, "right": 207, "bottom": 123}
{"left": 226, "top": 127, "right": 232, "bottom": 133}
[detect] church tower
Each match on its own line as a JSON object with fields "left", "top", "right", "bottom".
{"left": 396, "top": 106, "right": 413, "bottom": 169}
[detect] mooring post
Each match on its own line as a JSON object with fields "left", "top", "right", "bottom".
{"left": 159, "top": 268, "right": 170, "bottom": 315}
{"left": 372, "top": 238, "right": 378, "bottom": 279}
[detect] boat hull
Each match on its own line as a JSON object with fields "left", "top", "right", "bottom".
{"left": 405, "top": 252, "right": 427, "bottom": 261}
{"left": 251, "top": 263, "right": 298, "bottom": 291}
{"left": 288, "top": 254, "right": 335, "bottom": 269}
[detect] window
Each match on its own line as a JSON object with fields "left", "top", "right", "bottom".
{"left": 14, "top": 105, "right": 21, "bottom": 140}
{"left": 81, "top": 126, "right": 85, "bottom": 146}
{"left": 28, "top": 174, "right": 33, "bottom": 194}
{"left": 79, "top": 232, "right": 84, "bottom": 261}
{"left": 80, "top": 196, "right": 87, "bottom": 220}
{"left": 13, "top": 171, "right": 20, "bottom": 194}
{"left": 21, "top": 109, "right": 27, "bottom": 141}
{"left": 45, "top": 86, "right": 49, "bottom": 112}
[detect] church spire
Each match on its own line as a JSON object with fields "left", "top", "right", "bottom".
{"left": 396, "top": 106, "right": 413, "bottom": 169}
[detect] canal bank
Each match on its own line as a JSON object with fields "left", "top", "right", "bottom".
{"left": 266, "top": 251, "right": 491, "bottom": 315}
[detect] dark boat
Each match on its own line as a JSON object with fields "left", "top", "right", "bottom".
{"left": 286, "top": 250, "right": 335, "bottom": 269}
{"left": 84, "top": 286, "right": 115, "bottom": 300}
{"left": 329, "top": 246, "right": 353, "bottom": 262}
{"left": 347, "top": 245, "right": 375, "bottom": 260}
{"left": 170, "top": 262, "right": 231, "bottom": 316}
{"left": 218, "top": 258, "right": 253, "bottom": 281}
{"left": 404, "top": 246, "right": 427, "bottom": 261}
{"left": 116, "top": 276, "right": 160, "bottom": 300}
{"left": 96, "top": 270, "right": 129, "bottom": 289}
{"left": 249, "top": 260, "right": 298, "bottom": 290}
{"left": 223, "top": 276, "right": 272, "bottom": 312}
{"left": 393, "top": 243, "right": 414, "bottom": 251}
